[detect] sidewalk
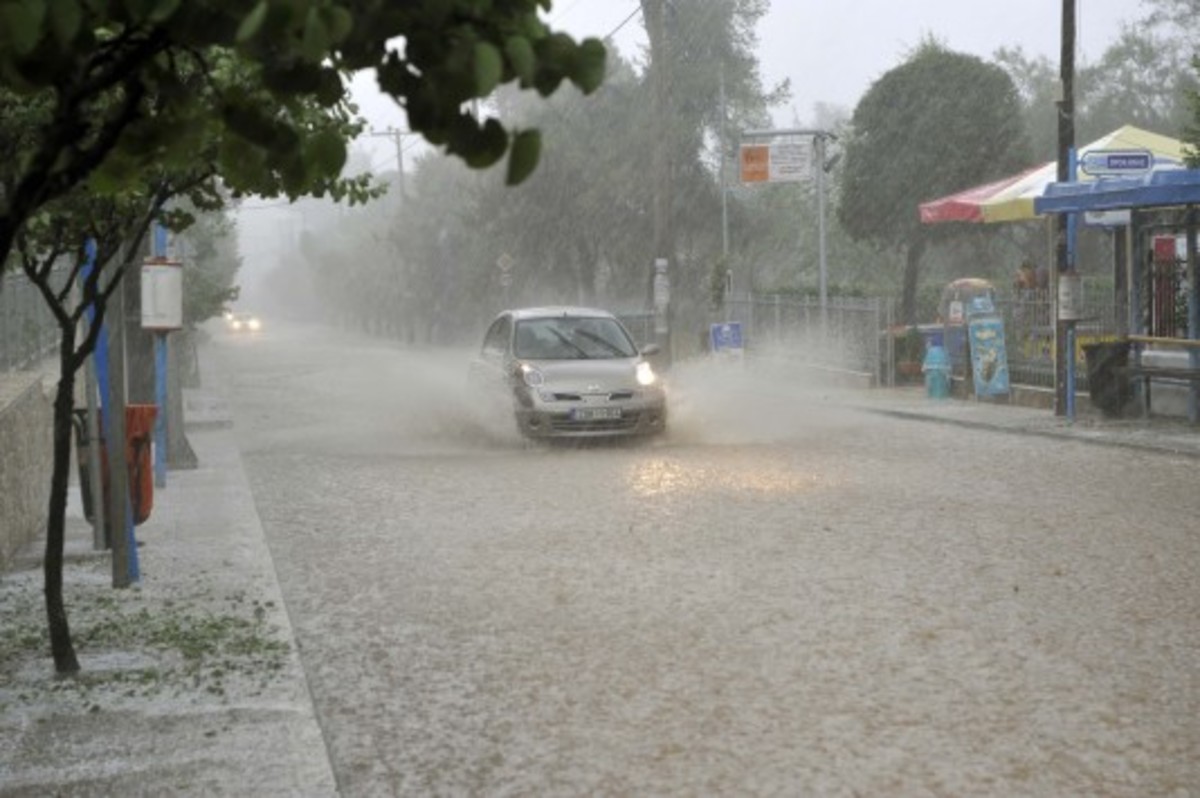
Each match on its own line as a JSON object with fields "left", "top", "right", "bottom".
{"left": 0, "top": 356, "right": 337, "bottom": 795}
{"left": 851, "top": 386, "right": 1200, "bottom": 460}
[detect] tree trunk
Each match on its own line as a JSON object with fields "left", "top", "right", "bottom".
{"left": 901, "top": 236, "right": 927, "bottom": 325}
{"left": 46, "top": 327, "right": 81, "bottom": 674}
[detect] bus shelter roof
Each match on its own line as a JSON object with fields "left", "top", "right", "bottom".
{"left": 1035, "top": 168, "right": 1200, "bottom": 215}
{"left": 918, "top": 125, "right": 1185, "bottom": 224}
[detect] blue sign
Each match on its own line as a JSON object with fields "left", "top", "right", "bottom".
{"left": 710, "top": 322, "right": 744, "bottom": 353}
{"left": 1079, "top": 149, "right": 1153, "bottom": 176}
{"left": 967, "top": 316, "right": 1010, "bottom": 397}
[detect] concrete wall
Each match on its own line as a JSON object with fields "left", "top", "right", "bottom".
{"left": 0, "top": 374, "right": 52, "bottom": 571}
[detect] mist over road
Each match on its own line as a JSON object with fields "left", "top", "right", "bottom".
{"left": 212, "top": 322, "right": 1198, "bottom": 796}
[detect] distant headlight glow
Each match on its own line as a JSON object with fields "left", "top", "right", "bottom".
{"left": 248, "top": 318, "right": 262, "bottom": 331}
{"left": 636, "top": 361, "right": 657, "bottom": 386}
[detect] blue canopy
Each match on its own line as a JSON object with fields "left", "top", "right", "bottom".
{"left": 1035, "top": 168, "right": 1200, "bottom": 214}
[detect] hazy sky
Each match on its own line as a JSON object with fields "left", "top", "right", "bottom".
{"left": 347, "top": 1, "right": 1142, "bottom": 172}
{"left": 553, "top": 0, "right": 1141, "bottom": 122}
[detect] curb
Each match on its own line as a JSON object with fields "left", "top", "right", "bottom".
{"left": 859, "top": 405, "right": 1200, "bottom": 460}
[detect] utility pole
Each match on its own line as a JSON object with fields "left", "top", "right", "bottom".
{"left": 366, "top": 127, "right": 409, "bottom": 204}
{"left": 106, "top": 254, "right": 137, "bottom": 587}
{"left": 815, "top": 133, "right": 829, "bottom": 318}
{"left": 1054, "top": 0, "right": 1076, "bottom": 417}
{"left": 719, "top": 62, "right": 729, "bottom": 261}
{"left": 644, "top": 0, "right": 674, "bottom": 360}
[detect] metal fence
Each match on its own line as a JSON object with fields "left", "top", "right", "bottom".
{"left": 1, "top": 266, "right": 64, "bottom": 372}
{"left": 724, "top": 294, "right": 887, "bottom": 383}
{"left": 993, "top": 288, "right": 1122, "bottom": 391}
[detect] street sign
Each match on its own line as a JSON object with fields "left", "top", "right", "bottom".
{"left": 739, "top": 141, "right": 809, "bottom": 183}
{"left": 710, "top": 322, "right": 744, "bottom": 357}
{"left": 1079, "top": 148, "right": 1153, "bottom": 176}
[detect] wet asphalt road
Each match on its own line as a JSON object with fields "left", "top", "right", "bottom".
{"left": 213, "top": 322, "right": 1198, "bottom": 797}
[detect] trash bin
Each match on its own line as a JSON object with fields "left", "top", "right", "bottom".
{"left": 922, "top": 344, "right": 952, "bottom": 399}
{"left": 1084, "top": 341, "right": 1132, "bottom": 418}
{"left": 71, "top": 404, "right": 157, "bottom": 528}
{"left": 125, "top": 404, "right": 157, "bottom": 525}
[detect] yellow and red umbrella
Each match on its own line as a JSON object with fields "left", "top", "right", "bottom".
{"left": 919, "top": 125, "right": 1186, "bottom": 224}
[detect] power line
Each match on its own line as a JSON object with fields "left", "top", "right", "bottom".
{"left": 605, "top": 5, "right": 642, "bottom": 41}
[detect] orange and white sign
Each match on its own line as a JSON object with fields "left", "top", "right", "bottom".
{"left": 740, "top": 144, "right": 769, "bottom": 183}
{"left": 740, "top": 141, "right": 809, "bottom": 184}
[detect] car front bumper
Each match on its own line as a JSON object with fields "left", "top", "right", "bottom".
{"left": 514, "top": 388, "right": 667, "bottom": 438}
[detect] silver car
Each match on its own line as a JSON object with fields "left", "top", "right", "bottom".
{"left": 470, "top": 307, "right": 667, "bottom": 438}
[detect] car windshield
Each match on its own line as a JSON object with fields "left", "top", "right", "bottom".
{"left": 514, "top": 317, "right": 638, "bottom": 360}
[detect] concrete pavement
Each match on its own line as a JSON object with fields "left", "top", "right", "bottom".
{"left": 0, "top": 359, "right": 337, "bottom": 796}
{"left": 2, "top": 346, "right": 1198, "bottom": 796}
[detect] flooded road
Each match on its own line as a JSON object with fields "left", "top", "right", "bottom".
{"left": 213, "top": 322, "right": 1198, "bottom": 796}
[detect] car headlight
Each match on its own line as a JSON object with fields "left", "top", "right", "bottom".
{"left": 636, "top": 361, "right": 657, "bottom": 386}
{"left": 520, "top": 363, "right": 544, "bottom": 387}
{"left": 248, "top": 318, "right": 262, "bottom": 331}
{"left": 231, "top": 320, "right": 243, "bottom": 330}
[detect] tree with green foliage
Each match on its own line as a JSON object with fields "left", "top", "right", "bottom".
{"left": 838, "top": 40, "right": 1030, "bottom": 323}
{"left": 0, "top": 0, "right": 606, "bottom": 271}
{"left": 0, "top": 0, "right": 604, "bottom": 675}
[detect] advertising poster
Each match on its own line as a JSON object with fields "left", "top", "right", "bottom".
{"left": 967, "top": 316, "right": 1010, "bottom": 397}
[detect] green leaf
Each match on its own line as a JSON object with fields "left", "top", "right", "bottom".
{"left": 319, "top": 5, "right": 352, "bottom": 44}
{"left": 506, "top": 128, "right": 540, "bottom": 186}
{"left": 0, "top": 0, "right": 47, "bottom": 56}
{"left": 146, "top": 0, "right": 180, "bottom": 23}
{"left": 309, "top": 128, "right": 347, "bottom": 178}
{"left": 235, "top": 0, "right": 268, "bottom": 43}
{"left": 47, "top": 0, "right": 80, "bottom": 47}
{"left": 571, "top": 37, "right": 606, "bottom": 94}
{"left": 300, "top": 7, "right": 328, "bottom": 62}
{"left": 473, "top": 41, "right": 502, "bottom": 96}
{"left": 504, "top": 36, "right": 534, "bottom": 85}
{"left": 454, "top": 116, "right": 506, "bottom": 169}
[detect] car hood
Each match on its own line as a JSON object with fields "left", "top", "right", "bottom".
{"left": 525, "top": 358, "right": 641, "bottom": 390}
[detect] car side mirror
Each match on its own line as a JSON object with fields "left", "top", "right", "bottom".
{"left": 640, "top": 343, "right": 661, "bottom": 356}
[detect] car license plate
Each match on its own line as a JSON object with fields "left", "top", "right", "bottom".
{"left": 571, "top": 407, "right": 622, "bottom": 421}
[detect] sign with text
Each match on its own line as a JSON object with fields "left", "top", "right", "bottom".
{"left": 1079, "top": 149, "right": 1153, "bottom": 176}
{"left": 740, "top": 141, "right": 809, "bottom": 183}
{"left": 140, "top": 258, "right": 183, "bottom": 331}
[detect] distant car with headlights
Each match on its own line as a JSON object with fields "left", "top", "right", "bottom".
{"left": 226, "top": 312, "right": 262, "bottom": 333}
{"left": 469, "top": 307, "right": 666, "bottom": 438}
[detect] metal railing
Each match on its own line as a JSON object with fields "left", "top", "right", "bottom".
{"left": 1, "top": 266, "right": 65, "bottom": 372}
{"left": 724, "top": 294, "right": 886, "bottom": 383}
{"left": 993, "top": 289, "right": 1122, "bottom": 391}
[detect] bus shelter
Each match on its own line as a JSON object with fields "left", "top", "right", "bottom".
{"left": 1036, "top": 169, "right": 1200, "bottom": 422}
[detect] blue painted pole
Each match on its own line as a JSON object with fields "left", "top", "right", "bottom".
{"left": 152, "top": 222, "right": 168, "bottom": 488}
{"left": 154, "top": 336, "right": 167, "bottom": 487}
